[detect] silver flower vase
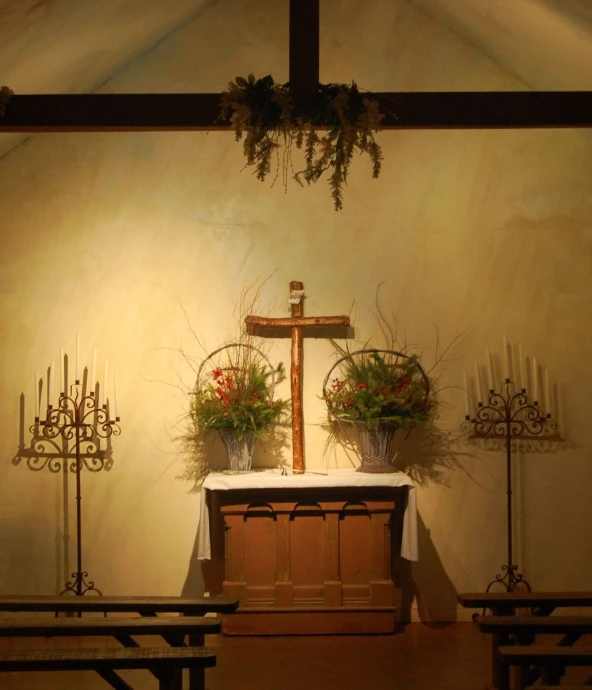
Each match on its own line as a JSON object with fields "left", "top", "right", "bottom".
{"left": 219, "top": 430, "right": 255, "bottom": 473}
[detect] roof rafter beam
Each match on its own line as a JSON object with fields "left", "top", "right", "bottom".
{"left": 1, "top": 0, "right": 592, "bottom": 133}
{"left": 1, "top": 92, "right": 592, "bottom": 132}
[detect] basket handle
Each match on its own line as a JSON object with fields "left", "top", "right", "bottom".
{"left": 322, "top": 348, "right": 431, "bottom": 415}
{"left": 196, "top": 343, "right": 278, "bottom": 401}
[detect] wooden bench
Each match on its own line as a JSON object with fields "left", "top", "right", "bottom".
{"left": 0, "top": 596, "right": 237, "bottom": 690}
{"left": 0, "top": 594, "right": 239, "bottom": 616}
{"left": 497, "top": 646, "right": 592, "bottom": 690}
{"left": 0, "top": 616, "right": 221, "bottom": 690}
{"left": 477, "top": 614, "right": 592, "bottom": 647}
{"left": 0, "top": 614, "right": 221, "bottom": 645}
{"left": 476, "top": 615, "right": 592, "bottom": 689}
{"left": 458, "top": 591, "right": 592, "bottom": 616}
{"left": 0, "top": 645, "right": 216, "bottom": 690}
{"left": 459, "top": 592, "right": 592, "bottom": 689}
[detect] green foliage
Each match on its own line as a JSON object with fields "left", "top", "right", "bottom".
{"left": 324, "top": 351, "right": 434, "bottom": 430}
{"left": 190, "top": 359, "right": 290, "bottom": 440}
{"left": 220, "top": 74, "right": 385, "bottom": 211}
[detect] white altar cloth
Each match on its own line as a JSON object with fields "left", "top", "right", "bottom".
{"left": 197, "top": 469, "right": 418, "bottom": 561}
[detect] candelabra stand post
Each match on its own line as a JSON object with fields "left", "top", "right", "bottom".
{"left": 14, "top": 380, "right": 120, "bottom": 596}
{"left": 462, "top": 378, "right": 560, "bottom": 593}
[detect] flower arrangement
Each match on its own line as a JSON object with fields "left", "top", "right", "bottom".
{"left": 190, "top": 345, "right": 290, "bottom": 440}
{"left": 324, "top": 349, "right": 434, "bottom": 431}
{"left": 219, "top": 74, "right": 385, "bottom": 211}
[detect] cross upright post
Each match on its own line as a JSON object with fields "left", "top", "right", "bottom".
{"left": 289, "top": 0, "right": 320, "bottom": 95}
{"left": 245, "top": 281, "right": 350, "bottom": 473}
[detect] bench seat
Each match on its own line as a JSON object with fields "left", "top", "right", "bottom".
{"left": 0, "top": 646, "right": 216, "bottom": 690}
{"left": 0, "top": 615, "right": 221, "bottom": 639}
{"left": 0, "top": 595, "right": 238, "bottom": 615}
{"left": 459, "top": 592, "right": 592, "bottom": 615}
{"left": 476, "top": 614, "right": 592, "bottom": 636}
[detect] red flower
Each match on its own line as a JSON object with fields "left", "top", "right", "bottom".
{"left": 358, "top": 382, "right": 367, "bottom": 389}
{"left": 212, "top": 368, "right": 223, "bottom": 380}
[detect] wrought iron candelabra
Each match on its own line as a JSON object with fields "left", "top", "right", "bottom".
{"left": 14, "top": 378, "right": 121, "bottom": 596}
{"left": 462, "top": 378, "right": 561, "bottom": 593}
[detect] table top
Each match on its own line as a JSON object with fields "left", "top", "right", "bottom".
{"left": 0, "top": 595, "right": 239, "bottom": 614}
{"left": 202, "top": 468, "right": 415, "bottom": 491}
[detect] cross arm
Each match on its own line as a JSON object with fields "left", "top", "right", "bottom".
{"left": 245, "top": 315, "right": 350, "bottom": 330}
{"left": 2, "top": 92, "right": 592, "bottom": 132}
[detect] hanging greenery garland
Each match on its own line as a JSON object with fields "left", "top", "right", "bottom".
{"left": 220, "top": 74, "right": 385, "bottom": 211}
{"left": 0, "top": 86, "right": 13, "bottom": 117}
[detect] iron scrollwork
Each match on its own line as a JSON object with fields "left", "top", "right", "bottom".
{"left": 462, "top": 380, "right": 562, "bottom": 593}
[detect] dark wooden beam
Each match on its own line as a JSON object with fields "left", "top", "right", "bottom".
{"left": 289, "top": 0, "right": 320, "bottom": 93}
{"left": 1, "top": 91, "right": 592, "bottom": 132}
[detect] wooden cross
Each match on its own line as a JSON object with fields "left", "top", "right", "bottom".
{"left": 245, "top": 281, "right": 350, "bottom": 473}
{"left": 0, "top": 0, "right": 591, "bottom": 131}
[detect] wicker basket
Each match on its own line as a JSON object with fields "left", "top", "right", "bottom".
{"left": 322, "top": 348, "right": 430, "bottom": 473}
{"left": 195, "top": 343, "right": 278, "bottom": 473}
{"left": 352, "top": 422, "right": 398, "bottom": 473}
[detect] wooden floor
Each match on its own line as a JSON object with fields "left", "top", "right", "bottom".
{"left": 1, "top": 622, "right": 491, "bottom": 690}
{"left": 3, "top": 620, "right": 591, "bottom": 689}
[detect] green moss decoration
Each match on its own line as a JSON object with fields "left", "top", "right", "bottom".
{"left": 220, "top": 74, "right": 385, "bottom": 211}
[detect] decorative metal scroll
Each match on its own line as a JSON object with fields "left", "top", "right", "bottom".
{"left": 461, "top": 378, "right": 563, "bottom": 595}
{"left": 13, "top": 381, "right": 121, "bottom": 597}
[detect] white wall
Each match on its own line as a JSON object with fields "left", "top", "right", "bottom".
{"left": 0, "top": 0, "right": 590, "bottom": 619}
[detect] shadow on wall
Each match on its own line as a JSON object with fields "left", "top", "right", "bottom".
{"left": 0, "top": 520, "right": 56, "bottom": 595}
{"left": 181, "top": 489, "right": 224, "bottom": 598}
{"left": 177, "top": 423, "right": 291, "bottom": 494}
{"left": 321, "top": 420, "right": 469, "bottom": 486}
{"left": 392, "top": 504, "right": 458, "bottom": 626}
{"left": 392, "top": 422, "right": 469, "bottom": 488}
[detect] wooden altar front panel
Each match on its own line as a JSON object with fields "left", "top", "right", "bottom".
{"left": 211, "top": 486, "right": 405, "bottom": 635}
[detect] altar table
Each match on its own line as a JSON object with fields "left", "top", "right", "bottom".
{"left": 197, "top": 469, "right": 417, "bottom": 634}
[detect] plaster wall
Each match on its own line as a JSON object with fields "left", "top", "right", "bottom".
{"left": 0, "top": 0, "right": 590, "bottom": 621}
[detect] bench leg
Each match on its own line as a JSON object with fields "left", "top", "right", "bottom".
{"left": 492, "top": 631, "right": 511, "bottom": 689}
{"left": 540, "top": 663, "right": 565, "bottom": 686}
{"left": 157, "top": 668, "right": 183, "bottom": 690}
{"left": 497, "top": 653, "right": 510, "bottom": 690}
{"left": 189, "top": 633, "right": 206, "bottom": 690}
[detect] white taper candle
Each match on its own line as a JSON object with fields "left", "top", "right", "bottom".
{"left": 91, "top": 347, "right": 97, "bottom": 391}
{"left": 76, "top": 333, "right": 80, "bottom": 382}
{"left": 486, "top": 348, "right": 494, "bottom": 391}
{"left": 474, "top": 362, "right": 483, "bottom": 403}
{"left": 103, "top": 360, "right": 109, "bottom": 406}
{"left": 507, "top": 339, "right": 514, "bottom": 382}
{"left": 463, "top": 372, "right": 470, "bottom": 416}
{"left": 47, "top": 362, "right": 52, "bottom": 408}
{"left": 544, "top": 368, "right": 551, "bottom": 415}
